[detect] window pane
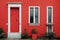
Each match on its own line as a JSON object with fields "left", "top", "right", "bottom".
{"left": 48, "top": 7, "right": 52, "bottom": 23}
{"left": 48, "top": 26, "right": 52, "bottom": 33}
{"left": 30, "top": 7, "right": 34, "bottom": 23}
{"left": 35, "top": 7, "right": 38, "bottom": 23}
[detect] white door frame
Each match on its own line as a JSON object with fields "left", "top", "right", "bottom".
{"left": 8, "top": 3, "right": 21, "bottom": 38}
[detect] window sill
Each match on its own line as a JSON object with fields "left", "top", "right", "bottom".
{"left": 28, "top": 23, "right": 40, "bottom": 26}
{"left": 46, "top": 23, "right": 53, "bottom": 26}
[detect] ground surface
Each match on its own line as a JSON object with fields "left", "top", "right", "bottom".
{"left": 0, "top": 39, "right": 60, "bottom": 40}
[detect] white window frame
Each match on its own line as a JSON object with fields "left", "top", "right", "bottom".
{"left": 47, "top": 6, "right": 53, "bottom": 32}
{"left": 29, "top": 6, "right": 40, "bottom": 25}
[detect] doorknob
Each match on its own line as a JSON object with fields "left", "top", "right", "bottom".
{"left": 16, "top": 19, "right": 18, "bottom": 22}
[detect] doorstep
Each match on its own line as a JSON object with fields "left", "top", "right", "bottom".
{"left": 0, "top": 38, "right": 20, "bottom": 40}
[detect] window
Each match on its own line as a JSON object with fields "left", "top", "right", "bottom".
{"left": 29, "top": 6, "right": 40, "bottom": 25}
{"left": 47, "top": 6, "right": 53, "bottom": 24}
{"left": 48, "top": 25, "right": 52, "bottom": 33}
{"left": 47, "top": 6, "right": 53, "bottom": 32}
{"left": 48, "top": 7, "right": 52, "bottom": 23}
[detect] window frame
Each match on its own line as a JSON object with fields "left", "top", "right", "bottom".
{"left": 47, "top": 6, "right": 53, "bottom": 32}
{"left": 29, "top": 6, "right": 40, "bottom": 25}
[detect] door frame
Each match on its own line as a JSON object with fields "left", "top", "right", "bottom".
{"left": 8, "top": 2, "right": 22, "bottom": 38}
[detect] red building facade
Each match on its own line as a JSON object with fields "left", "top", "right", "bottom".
{"left": 0, "top": 0, "right": 60, "bottom": 38}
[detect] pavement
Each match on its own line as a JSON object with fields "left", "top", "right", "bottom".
{"left": 0, "top": 38, "right": 60, "bottom": 40}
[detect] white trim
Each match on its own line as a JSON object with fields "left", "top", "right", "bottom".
{"left": 29, "top": 6, "right": 30, "bottom": 24}
{"left": 8, "top": 3, "right": 21, "bottom": 38}
{"left": 47, "top": 6, "right": 53, "bottom": 32}
{"left": 34, "top": 7, "right": 35, "bottom": 23}
{"left": 38, "top": 7, "right": 40, "bottom": 24}
{"left": 29, "top": 6, "right": 40, "bottom": 25}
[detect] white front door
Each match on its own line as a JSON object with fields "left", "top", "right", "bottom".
{"left": 8, "top": 3, "right": 21, "bottom": 38}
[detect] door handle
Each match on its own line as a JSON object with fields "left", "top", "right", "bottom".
{"left": 16, "top": 19, "right": 18, "bottom": 22}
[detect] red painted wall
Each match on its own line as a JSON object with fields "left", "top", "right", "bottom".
{"left": 0, "top": 0, "right": 60, "bottom": 38}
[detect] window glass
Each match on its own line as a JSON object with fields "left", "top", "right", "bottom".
{"left": 30, "top": 7, "right": 34, "bottom": 23}
{"left": 48, "top": 7, "right": 52, "bottom": 23}
{"left": 48, "top": 26, "right": 52, "bottom": 33}
{"left": 35, "top": 7, "right": 38, "bottom": 23}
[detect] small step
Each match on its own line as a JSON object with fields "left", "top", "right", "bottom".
{"left": 0, "top": 38, "right": 20, "bottom": 40}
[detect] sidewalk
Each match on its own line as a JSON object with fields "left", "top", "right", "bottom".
{"left": 0, "top": 39, "right": 59, "bottom": 40}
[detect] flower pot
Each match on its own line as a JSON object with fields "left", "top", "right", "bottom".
{"left": 32, "top": 34, "right": 37, "bottom": 40}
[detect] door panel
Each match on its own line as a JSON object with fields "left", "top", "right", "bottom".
{"left": 10, "top": 7, "right": 19, "bottom": 32}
